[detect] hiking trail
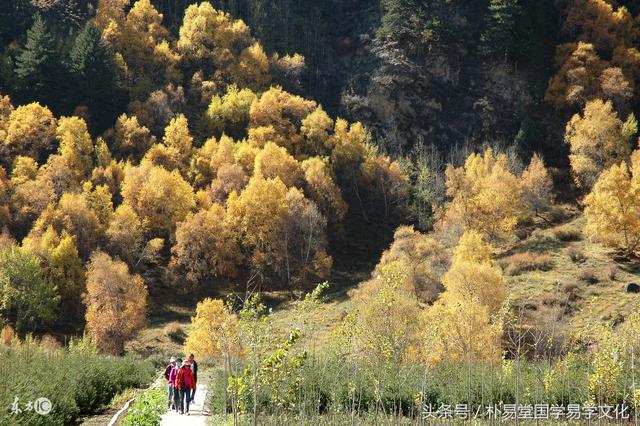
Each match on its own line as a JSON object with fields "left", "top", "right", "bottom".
{"left": 161, "top": 385, "right": 208, "bottom": 426}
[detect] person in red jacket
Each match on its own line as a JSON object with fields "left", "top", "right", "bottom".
{"left": 175, "top": 359, "right": 195, "bottom": 414}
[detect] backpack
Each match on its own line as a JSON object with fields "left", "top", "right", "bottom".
{"left": 164, "top": 365, "right": 172, "bottom": 381}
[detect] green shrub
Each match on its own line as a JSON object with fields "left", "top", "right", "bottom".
{"left": 122, "top": 386, "right": 167, "bottom": 426}
{"left": 0, "top": 338, "right": 154, "bottom": 426}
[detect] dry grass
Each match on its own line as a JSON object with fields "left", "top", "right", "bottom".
{"left": 552, "top": 225, "right": 581, "bottom": 242}
{"left": 164, "top": 321, "right": 185, "bottom": 342}
{"left": 567, "top": 246, "right": 586, "bottom": 263}
{"left": 501, "top": 252, "right": 553, "bottom": 276}
{"left": 605, "top": 264, "right": 619, "bottom": 281}
{"left": 505, "top": 214, "right": 640, "bottom": 335}
{"left": 577, "top": 268, "right": 599, "bottom": 284}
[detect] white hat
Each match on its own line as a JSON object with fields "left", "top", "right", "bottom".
{"left": 170, "top": 356, "right": 177, "bottom": 362}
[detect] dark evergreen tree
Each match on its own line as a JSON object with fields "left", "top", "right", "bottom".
{"left": 34, "top": 0, "right": 87, "bottom": 35}
{"left": 14, "top": 14, "right": 66, "bottom": 110}
{"left": 68, "top": 22, "right": 123, "bottom": 132}
{"left": 377, "top": 0, "right": 430, "bottom": 56}
{"left": 480, "top": 0, "right": 530, "bottom": 61}
{"left": 0, "top": 0, "right": 33, "bottom": 49}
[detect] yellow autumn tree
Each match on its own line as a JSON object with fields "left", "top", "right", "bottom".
{"left": 184, "top": 298, "right": 240, "bottom": 360}
{"left": 442, "top": 148, "right": 522, "bottom": 241}
{"left": 4, "top": 102, "right": 57, "bottom": 159}
{"left": 300, "top": 106, "right": 334, "bottom": 157}
{"left": 56, "top": 116, "right": 94, "bottom": 182}
{"left": 344, "top": 262, "right": 422, "bottom": 365}
{"left": 521, "top": 153, "right": 554, "bottom": 216}
{"left": 374, "top": 225, "right": 449, "bottom": 303}
{"left": 254, "top": 142, "right": 303, "bottom": 188}
{"left": 177, "top": 2, "right": 268, "bottom": 89}
{"left": 85, "top": 251, "right": 147, "bottom": 354}
{"left": 106, "top": 203, "right": 146, "bottom": 266}
{"left": 545, "top": 42, "right": 607, "bottom": 109}
{"left": 562, "top": 0, "right": 633, "bottom": 55}
{"left": 94, "top": 0, "right": 130, "bottom": 48}
{"left": 206, "top": 84, "right": 257, "bottom": 138}
{"left": 120, "top": 0, "right": 174, "bottom": 98}
{"left": 301, "top": 157, "right": 347, "bottom": 224}
{"left": 162, "top": 114, "right": 193, "bottom": 169}
{"left": 564, "top": 99, "right": 632, "bottom": 189}
{"left": 225, "top": 176, "right": 288, "bottom": 274}
{"left": 30, "top": 192, "right": 103, "bottom": 259}
{"left": 584, "top": 150, "right": 640, "bottom": 255}
{"left": 249, "top": 87, "right": 316, "bottom": 156}
{"left": 114, "top": 113, "right": 155, "bottom": 160}
{"left": 421, "top": 230, "right": 506, "bottom": 362}
{"left": 170, "top": 204, "right": 242, "bottom": 283}
{"left": 121, "top": 160, "right": 195, "bottom": 237}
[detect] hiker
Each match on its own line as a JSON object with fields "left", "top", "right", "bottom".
{"left": 164, "top": 356, "right": 177, "bottom": 409}
{"left": 188, "top": 353, "right": 198, "bottom": 402}
{"left": 176, "top": 359, "right": 195, "bottom": 415}
{"left": 171, "top": 358, "right": 182, "bottom": 411}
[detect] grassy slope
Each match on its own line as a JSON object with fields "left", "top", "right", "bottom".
{"left": 504, "top": 212, "right": 640, "bottom": 336}
{"left": 126, "top": 205, "right": 640, "bottom": 359}
{"left": 263, "top": 206, "right": 640, "bottom": 352}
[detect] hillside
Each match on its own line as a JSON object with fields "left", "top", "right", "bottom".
{"left": 3, "top": 0, "right": 640, "bottom": 424}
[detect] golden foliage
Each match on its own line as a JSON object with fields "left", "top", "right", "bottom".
{"left": 184, "top": 298, "right": 239, "bottom": 360}
{"left": 30, "top": 192, "right": 103, "bottom": 259}
{"left": 114, "top": 113, "right": 155, "bottom": 159}
{"left": 85, "top": 251, "right": 147, "bottom": 354}
{"left": 106, "top": 203, "right": 146, "bottom": 265}
{"left": 345, "top": 262, "right": 422, "bottom": 364}
{"left": 249, "top": 87, "right": 316, "bottom": 156}
{"left": 545, "top": 42, "right": 607, "bottom": 109}
{"left": 177, "top": 2, "right": 268, "bottom": 90}
{"left": 206, "top": 84, "right": 257, "bottom": 138}
{"left": 301, "top": 157, "right": 347, "bottom": 224}
{"left": 375, "top": 225, "right": 449, "bottom": 303}
{"left": 443, "top": 148, "right": 522, "bottom": 241}
{"left": 521, "top": 153, "right": 554, "bottom": 215}
{"left": 584, "top": 150, "right": 640, "bottom": 255}
{"left": 4, "top": 103, "right": 57, "bottom": 159}
{"left": 254, "top": 142, "right": 303, "bottom": 188}
{"left": 56, "top": 116, "right": 94, "bottom": 182}
{"left": 162, "top": 113, "right": 193, "bottom": 169}
{"left": 563, "top": 0, "right": 633, "bottom": 54}
{"left": 565, "top": 99, "right": 631, "bottom": 189}
{"left": 121, "top": 160, "right": 195, "bottom": 236}
{"left": 225, "top": 176, "right": 288, "bottom": 272}
{"left": 171, "top": 204, "right": 242, "bottom": 282}
{"left": 421, "top": 230, "right": 506, "bottom": 362}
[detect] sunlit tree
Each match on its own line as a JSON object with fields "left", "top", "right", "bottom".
{"left": 85, "top": 251, "right": 147, "bottom": 354}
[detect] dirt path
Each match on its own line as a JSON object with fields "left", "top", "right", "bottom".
{"left": 161, "top": 384, "right": 208, "bottom": 426}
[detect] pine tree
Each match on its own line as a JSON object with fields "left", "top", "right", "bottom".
{"left": 0, "top": 0, "right": 33, "bottom": 47}
{"left": 14, "top": 14, "right": 64, "bottom": 109}
{"left": 377, "top": 0, "right": 430, "bottom": 54}
{"left": 480, "top": 0, "right": 530, "bottom": 61}
{"left": 69, "top": 21, "right": 121, "bottom": 132}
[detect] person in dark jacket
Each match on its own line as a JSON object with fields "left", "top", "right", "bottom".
{"left": 188, "top": 353, "right": 198, "bottom": 402}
